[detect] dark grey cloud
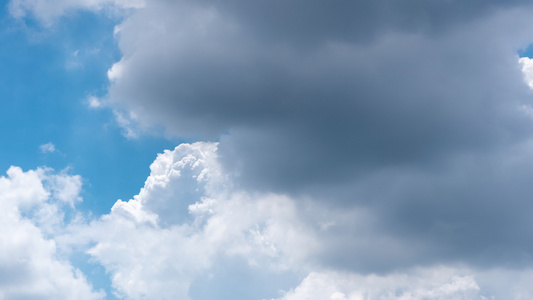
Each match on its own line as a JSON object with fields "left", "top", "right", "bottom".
{"left": 216, "top": 17, "right": 533, "bottom": 192}
{"left": 297, "top": 141, "right": 533, "bottom": 273}
{"left": 193, "top": 0, "right": 530, "bottom": 45}
{"left": 105, "top": 0, "right": 533, "bottom": 273}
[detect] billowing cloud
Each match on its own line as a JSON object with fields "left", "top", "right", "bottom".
{"left": 54, "top": 143, "right": 533, "bottom": 299}
{"left": 0, "top": 166, "right": 103, "bottom": 299}
{"left": 58, "top": 142, "right": 314, "bottom": 299}
{"left": 81, "top": 0, "right": 533, "bottom": 269}
{"left": 4, "top": 142, "right": 533, "bottom": 299}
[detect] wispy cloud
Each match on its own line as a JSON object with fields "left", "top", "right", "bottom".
{"left": 87, "top": 96, "right": 103, "bottom": 109}
{"left": 39, "top": 142, "right": 56, "bottom": 153}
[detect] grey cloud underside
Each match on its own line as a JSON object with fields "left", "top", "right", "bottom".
{"left": 108, "top": 0, "right": 533, "bottom": 272}
{"left": 312, "top": 150, "right": 533, "bottom": 273}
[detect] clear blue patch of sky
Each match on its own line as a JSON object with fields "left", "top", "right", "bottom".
{"left": 517, "top": 43, "right": 533, "bottom": 58}
{"left": 70, "top": 251, "right": 120, "bottom": 300}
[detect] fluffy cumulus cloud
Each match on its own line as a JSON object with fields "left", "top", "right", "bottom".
{"left": 10, "top": 0, "right": 533, "bottom": 299}
{"left": 49, "top": 142, "right": 533, "bottom": 299}
{"left": 0, "top": 166, "right": 103, "bottom": 299}
{"left": 3, "top": 148, "right": 533, "bottom": 298}
{"left": 59, "top": 142, "right": 315, "bottom": 299}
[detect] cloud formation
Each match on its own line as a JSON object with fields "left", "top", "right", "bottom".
{"left": 89, "top": 0, "right": 533, "bottom": 269}
{"left": 54, "top": 143, "right": 533, "bottom": 299}
{"left": 60, "top": 142, "right": 313, "bottom": 299}
{"left": 101, "top": 0, "right": 533, "bottom": 193}
{"left": 2, "top": 148, "right": 533, "bottom": 298}
{"left": 9, "top": 0, "right": 533, "bottom": 298}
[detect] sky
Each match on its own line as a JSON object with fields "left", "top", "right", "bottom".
{"left": 4, "top": 0, "right": 533, "bottom": 299}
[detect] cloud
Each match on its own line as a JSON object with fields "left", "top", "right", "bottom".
{"left": 5, "top": 143, "right": 533, "bottom": 299}
{"left": 273, "top": 269, "right": 482, "bottom": 300}
{"left": 96, "top": 0, "right": 533, "bottom": 193}
{"left": 273, "top": 267, "right": 533, "bottom": 300}
{"left": 53, "top": 142, "right": 533, "bottom": 299}
{"left": 87, "top": 96, "right": 103, "bottom": 109}
{"left": 39, "top": 142, "right": 56, "bottom": 153}
{"left": 58, "top": 142, "right": 314, "bottom": 299}
{"left": 0, "top": 166, "right": 103, "bottom": 299}
{"left": 519, "top": 56, "right": 533, "bottom": 88}
{"left": 45, "top": 170, "right": 83, "bottom": 207}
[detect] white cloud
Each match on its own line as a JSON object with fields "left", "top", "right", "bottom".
{"left": 273, "top": 268, "right": 482, "bottom": 300}
{"left": 87, "top": 96, "right": 103, "bottom": 109}
{"left": 39, "top": 142, "right": 56, "bottom": 153}
{"left": 274, "top": 267, "right": 533, "bottom": 300}
{"left": 519, "top": 56, "right": 533, "bottom": 89}
{"left": 107, "top": 60, "right": 124, "bottom": 82}
{"left": 45, "top": 170, "right": 83, "bottom": 207}
{"left": 0, "top": 166, "right": 103, "bottom": 299}
{"left": 58, "top": 142, "right": 315, "bottom": 299}
{"left": 113, "top": 109, "right": 139, "bottom": 138}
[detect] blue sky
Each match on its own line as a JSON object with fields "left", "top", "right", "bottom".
{"left": 5, "top": 0, "right": 533, "bottom": 299}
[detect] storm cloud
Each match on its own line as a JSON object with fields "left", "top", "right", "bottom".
{"left": 103, "top": 0, "right": 533, "bottom": 190}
